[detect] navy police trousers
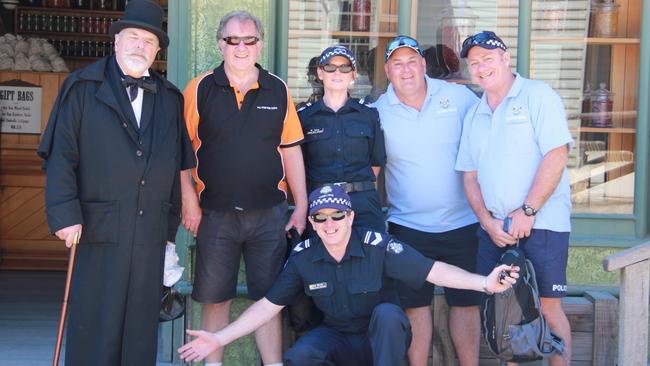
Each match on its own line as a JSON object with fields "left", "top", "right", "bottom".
{"left": 284, "top": 303, "right": 411, "bottom": 366}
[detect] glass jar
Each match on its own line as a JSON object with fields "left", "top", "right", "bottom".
{"left": 351, "top": 0, "right": 371, "bottom": 32}
{"left": 590, "top": 82, "right": 614, "bottom": 127}
{"left": 590, "top": 1, "right": 619, "bottom": 37}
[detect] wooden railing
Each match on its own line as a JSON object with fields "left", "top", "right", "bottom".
{"left": 603, "top": 241, "right": 650, "bottom": 366}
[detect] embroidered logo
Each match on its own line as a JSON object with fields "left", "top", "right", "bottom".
{"left": 309, "top": 282, "right": 328, "bottom": 290}
{"left": 320, "top": 186, "right": 332, "bottom": 194}
{"left": 440, "top": 97, "right": 451, "bottom": 109}
{"left": 307, "top": 128, "right": 325, "bottom": 135}
{"left": 436, "top": 96, "right": 457, "bottom": 114}
{"left": 387, "top": 240, "right": 404, "bottom": 254}
{"left": 256, "top": 105, "right": 278, "bottom": 110}
{"left": 506, "top": 105, "right": 528, "bottom": 121}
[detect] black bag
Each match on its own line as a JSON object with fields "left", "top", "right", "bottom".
{"left": 286, "top": 228, "right": 323, "bottom": 333}
{"left": 159, "top": 285, "right": 185, "bottom": 322}
{"left": 481, "top": 247, "right": 564, "bottom": 363}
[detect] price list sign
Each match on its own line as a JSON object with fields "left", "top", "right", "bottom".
{"left": 0, "top": 85, "right": 42, "bottom": 134}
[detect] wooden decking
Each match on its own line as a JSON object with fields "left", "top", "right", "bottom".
{"left": 0, "top": 270, "right": 174, "bottom": 366}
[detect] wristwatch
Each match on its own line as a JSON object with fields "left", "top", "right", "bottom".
{"left": 521, "top": 203, "right": 537, "bottom": 216}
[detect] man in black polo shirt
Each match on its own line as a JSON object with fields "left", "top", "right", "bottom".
{"left": 180, "top": 10, "right": 307, "bottom": 366}
{"left": 179, "top": 185, "right": 519, "bottom": 366}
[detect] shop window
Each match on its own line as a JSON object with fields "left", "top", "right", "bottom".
{"left": 530, "top": 0, "right": 639, "bottom": 214}
{"left": 287, "top": 0, "right": 399, "bottom": 105}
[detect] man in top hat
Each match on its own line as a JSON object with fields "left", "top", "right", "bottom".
{"left": 372, "top": 35, "right": 481, "bottom": 366}
{"left": 456, "top": 31, "right": 573, "bottom": 365}
{"left": 178, "top": 185, "right": 518, "bottom": 366}
{"left": 37, "top": 0, "right": 195, "bottom": 364}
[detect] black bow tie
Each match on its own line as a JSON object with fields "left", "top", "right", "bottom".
{"left": 122, "top": 76, "right": 157, "bottom": 102}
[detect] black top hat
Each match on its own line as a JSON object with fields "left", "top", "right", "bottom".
{"left": 109, "top": 0, "right": 169, "bottom": 49}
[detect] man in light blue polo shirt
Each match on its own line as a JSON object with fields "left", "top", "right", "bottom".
{"left": 373, "top": 36, "right": 482, "bottom": 366}
{"left": 455, "top": 31, "right": 573, "bottom": 366}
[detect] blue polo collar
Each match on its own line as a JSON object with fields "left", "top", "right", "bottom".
{"left": 477, "top": 73, "right": 524, "bottom": 115}
{"left": 385, "top": 75, "right": 441, "bottom": 106}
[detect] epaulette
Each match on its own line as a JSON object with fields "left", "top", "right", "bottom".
{"left": 292, "top": 238, "right": 312, "bottom": 253}
{"left": 362, "top": 230, "right": 384, "bottom": 246}
{"left": 296, "top": 102, "right": 312, "bottom": 113}
{"left": 359, "top": 97, "right": 374, "bottom": 107}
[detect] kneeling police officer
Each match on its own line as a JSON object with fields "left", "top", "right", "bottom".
{"left": 179, "top": 185, "right": 518, "bottom": 366}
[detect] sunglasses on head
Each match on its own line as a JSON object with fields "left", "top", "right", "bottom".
{"left": 385, "top": 36, "right": 422, "bottom": 59}
{"left": 321, "top": 64, "right": 354, "bottom": 73}
{"left": 310, "top": 210, "right": 348, "bottom": 223}
{"left": 222, "top": 36, "right": 260, "bottom": 46}
{"left": 462, "top": 31, "right": 499, "bottom": 49}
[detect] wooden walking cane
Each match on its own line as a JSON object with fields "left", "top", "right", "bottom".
{"left": 53, "top": 231, "right": 80, "bottom": 366}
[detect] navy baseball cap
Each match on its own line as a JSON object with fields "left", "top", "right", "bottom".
{"left": 460, "top": 31, "right": 507, "bottom": 58}
{"left": 384, "top": 35, "right": 424, "bottom": 61}
{"left": 319, "top": 45, "right": 357, "bottom": 69}
{"left": 308, "top": 185, "right": 352, "bottom": 215}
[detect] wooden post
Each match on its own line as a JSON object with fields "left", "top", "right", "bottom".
{"left": 584, "top": 291, "right": 618, "bottom": 366}
{"left": 617, "top": 260, "right": 649, "bottom": 366}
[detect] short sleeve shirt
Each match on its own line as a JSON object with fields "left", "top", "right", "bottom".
{"left": 183, "top": 63, "right": 303, "bottom": 211}
{"left": 298, "top": 98, "right": 386, "bottom": 184}
{"left": 265, "top": 228, "right": 434, "bottom": 333}
{"left": 372, "top": 76, "right": 478, "bottom": 233}
{"left": 455, "top": 74, "right": 574, "bottom": 232}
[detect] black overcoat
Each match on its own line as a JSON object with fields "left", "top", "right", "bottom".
{"left": 37, "top": 56, "right": 195, "bottom": 366}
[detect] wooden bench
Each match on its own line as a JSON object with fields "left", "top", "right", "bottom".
{"left": 430, "top": 289, "right": 617, "bottom": 366}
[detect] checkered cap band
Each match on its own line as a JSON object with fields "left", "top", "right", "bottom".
{"left": 483, "top": 39, "right": 505, "bottom": 49}
{"left": 308, "top": 185, "right": 352, "bottom": 215}
{"left": 319, "top": 45, "right": 357, "bottom": 69}
{"left": 460, "top": 31, "right": 508, "bottom": 58}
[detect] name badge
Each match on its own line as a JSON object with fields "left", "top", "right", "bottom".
{"left": 309, "top": 282, "right": 327, "bottom": 290}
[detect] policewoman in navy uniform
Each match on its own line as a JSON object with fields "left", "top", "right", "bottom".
{"left": 298, "top": 45, "right": 386, "bottom": 232}
{"left": 179, "top": 185, "right": 518, "bottom": 366}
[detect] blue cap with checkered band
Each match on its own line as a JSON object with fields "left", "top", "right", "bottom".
{"left": 308, "top": 185, "right": 352, "bottom": 215}
{"left": 318, "top": 45, "right": 357, "bottom": 69}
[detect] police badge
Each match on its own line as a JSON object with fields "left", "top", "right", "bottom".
{"left": 387, "top": 240, "right": 404, "bottom": 254}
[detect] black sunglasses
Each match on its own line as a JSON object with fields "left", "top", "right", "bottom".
{"left": 310, "top": 210, "right": 348, "bottom": 223}
{"left": 222, "top": 36, "right": 260, "bottom": 46}
{"left": 321, "top": 64, "right": 354, "bottom": 73}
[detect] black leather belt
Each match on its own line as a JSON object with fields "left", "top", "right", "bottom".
{"left": 312, "top": 181, "right": 376, "bottom": 193}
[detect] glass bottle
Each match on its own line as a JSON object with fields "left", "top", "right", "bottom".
{"left": 93, "top": 0, "right": 109, "bottom": 10}
{"left": 71, "top": 0, "right": 89, "bottom": 9}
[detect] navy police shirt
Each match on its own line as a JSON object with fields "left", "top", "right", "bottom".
{"left": 298, "top": 98, "right": 386, "bottom": 185}
{"left": 265, "top": 227, "right": 434, "bottom": 333}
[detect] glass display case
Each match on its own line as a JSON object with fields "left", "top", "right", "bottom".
{"left": 530, "top": 0, "right": 639, "bottom": 214}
